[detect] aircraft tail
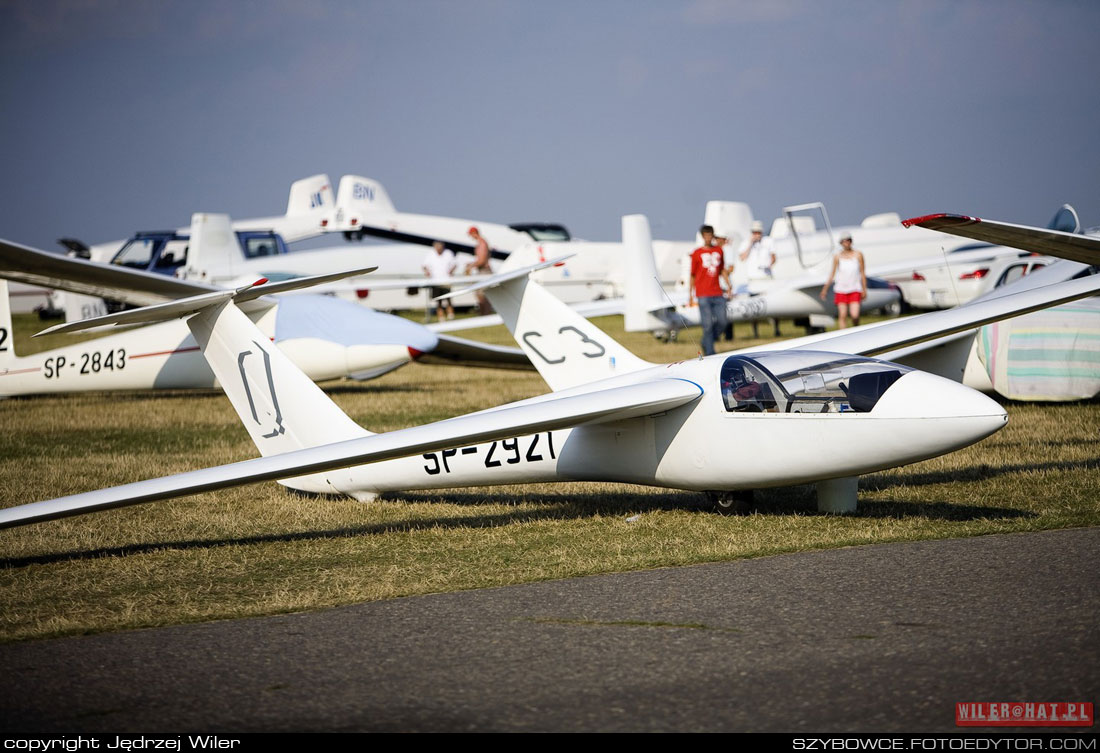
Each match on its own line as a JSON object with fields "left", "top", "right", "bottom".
{"left": 703, "top": 200, "right": 753, "bottom": 252}
{"left": 286, "top": 174, "right": 336, "bottom": 217}
{"left": 622, "top": 214, "right": 673, "bottom": 333}
{"left": 0, "top": 280, "right": 15, "bottom": 367}
{"left": 36, "top": 270, "right": 378, "bottom": 494}
{"left": 332, "top": 175, "right": 397, "bottom": 230}
{"left": 184, "top": 213, "right": 240, "bottom": 281}
{"left": 442, "top": 252, "right": 653, "bottom": 391}
{"left": 187, "top": 300, "right": 372, "bottom": 460}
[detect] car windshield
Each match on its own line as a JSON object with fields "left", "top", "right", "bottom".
{"left": 720, "top": 351, "right": 911, "bottom": 414}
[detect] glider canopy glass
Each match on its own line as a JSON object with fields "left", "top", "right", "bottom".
{"left": 720, "top": 351, "right": 911, "bottom": 414}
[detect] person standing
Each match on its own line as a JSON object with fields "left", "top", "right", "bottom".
{"left": 715, "top": 231, "right": 736, "bottom": 341}
{"left": 738, "top": 220, "right": 776, "bottom": 280}
{"left": 688, "top": 224, "right": 731, "bottom": 356}
{"left": 819, "top": 233, "right": 866, "bottom": 328}
{"left": 738, "top": 220, "right": 779, "bottom": 337}
{"left": 422, "top": 240, "right": 457, "bottom": 321}
{"left": 465, "top": 225, "right": 493, "bottom": 314}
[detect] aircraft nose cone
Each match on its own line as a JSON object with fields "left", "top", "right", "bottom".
{"left": 872, "top": 370, "right": 1007, "bottom": 451}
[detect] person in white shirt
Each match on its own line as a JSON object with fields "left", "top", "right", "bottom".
{"left": 422, "top": 241, "right": 457, "bottom": 321}
{"left": 738, "top": 220, "right": 776, "bottom": 280}
{"left": 819, "top": 233, "right": 867, "bottom": 328}
{"left": 737, "top": 221, "right": 780, "bottom": 337}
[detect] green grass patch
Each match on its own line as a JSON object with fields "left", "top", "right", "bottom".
{"left": 1, "top": 314, "right": 1097, "bottom": 642}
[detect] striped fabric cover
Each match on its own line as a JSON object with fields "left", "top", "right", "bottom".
{"left": 977, "top": 298, "right": 1100, "bottom": 401}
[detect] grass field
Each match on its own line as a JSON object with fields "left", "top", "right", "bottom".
{"left": 1, "top": 312, "right": 1097, "bottom": 642}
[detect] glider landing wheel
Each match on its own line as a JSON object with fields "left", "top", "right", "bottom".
{"left": 711, "top": 490, "right": 753, "bottom": 516}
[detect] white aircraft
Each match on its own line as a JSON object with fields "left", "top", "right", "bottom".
{"left": 0, "top": 238, "right": 529, "bottom": 397}
{"left": 9, "top": 174, "right": 341, "bottom": 316}
{"left": 871, "top": 205, "right": 1081, "bottom": 310}
{"left": 882, "top": 213, "right": 1100, "bottom": 402}
{"left": 2, "top": 212, "right": 1099, "bottom": 531}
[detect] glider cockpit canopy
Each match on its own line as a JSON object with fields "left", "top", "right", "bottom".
{"left": 720, "top": 351, "right": 910, "bottom": 414}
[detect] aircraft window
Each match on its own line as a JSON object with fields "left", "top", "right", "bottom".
{"left": 721, "top": 352, "right": 911, "bottom": 415}
{"left": 720, "top": 358, "right": 781, "bottom": 412}
{"left": 1047, "top": 205, "right": 1080, "bottom": 234}
{"left": 524, "top": 228, "right": 570, "bottom": 242}
{"left": 997, "top": 263, "right": 1028, "bottom": 288}
{"left": 244, "top": 236, "right": 277, "bottom": 258}
{"left": 509, "top": 223, "right": 572, "bottom": 242}
{"left": 154, "top": 239, "right": 188, "bottom": 269}
{"left": 112, "top": 238, "right": 157, "bottom": 268}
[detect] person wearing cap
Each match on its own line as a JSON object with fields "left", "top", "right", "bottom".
{"left": 738, "top": 220, "right": 777, "bottom": 280}
{"left": 422, "top": 240, "right": 457, "bottom": 321}
{"left": 819, "top": 233, "right": 866, "bottom": 328}
{"left": 688, "top": 224, "right": 731, "bottom": 355}
{"left": 464, "top": 225, "right": 493, "bottom": 314}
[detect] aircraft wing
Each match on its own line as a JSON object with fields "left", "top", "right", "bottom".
{"left": 34, "top": 267, "right": 381, "bottom": 337}
{"left": 747, "top": 269, "right": 1100, "bottom": 359}
{"left": 0, "top": 237, "right": 216, "bottom": 307}
{"left": 0, "top": 377, "right": 702, "bottom": 529}
{"left": 416, "top": 334, "right": 534, "bottom": 371}
{"left": 427, "top": 299, "right": 625, "bottom": 334}
{"left": 902, "top": 214, "right": 1100, "bottom": 265}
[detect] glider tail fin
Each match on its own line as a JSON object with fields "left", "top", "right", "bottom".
{"left": 622, "top": 214, "right": 672, "bottom": 333}
{"left": 33, "top": 273, "right": 376, "bottom": 495}
{"left": 333, "top": 175, "right": 397, "bottom": 228}
{"left": 0, "top": 280, "right": 15, "bottom": 366}
{"left": 286, "top": 174, "right": 336, "bottom": 217}
{"left": 446, "top": 245, "right": 653, "bottom": 391}
{"left": 187, "top": 300, "right": 371, "bottom": 456}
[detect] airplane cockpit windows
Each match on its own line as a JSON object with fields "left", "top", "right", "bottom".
{"left": 245, "top": 238, "right": 273, "bottom": 258}
{"left": 721, "top": 352, "right": 912, "bottom": 414}
{"left": 241, "top": 232, "right": 288, "bottom": 259}
{"left": 112, "top": 238, "right": 157, "bottom": 268}
{"left": 153, "top": 239, "right": 188, "bottom": 270}
{"left": 509, "top": 223, "right": 572, "bottom": 242}
{"left": 721, "top": 358, "right": 780, "bottom": 412}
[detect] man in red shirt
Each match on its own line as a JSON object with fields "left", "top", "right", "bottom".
{"left": 688, "top": 224, "right": 732, "bottom": 355}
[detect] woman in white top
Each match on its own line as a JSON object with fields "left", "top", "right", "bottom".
{"left": 819, "top": 233, "right": 866, "bottom": 328}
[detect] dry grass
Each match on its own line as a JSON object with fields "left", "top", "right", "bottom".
{"left": 1, "top": 314, "right": 1097, "bottom": 642}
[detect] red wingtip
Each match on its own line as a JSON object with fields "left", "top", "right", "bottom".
{"left": 252, "top": 277, "right": 269, "bottom": 286}
{"left": 901, "top": 213, "right": 979, "bottom": 228}
{"left": 408, "top": 346, "right": 425, "bottom": 361}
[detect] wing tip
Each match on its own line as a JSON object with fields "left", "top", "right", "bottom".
{"left": 901, "top": 213, "right": 980, "bottom": 229}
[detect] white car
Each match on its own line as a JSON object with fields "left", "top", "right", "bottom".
{"left": 882, "top": 246, "right": 1048, "bottom": 309}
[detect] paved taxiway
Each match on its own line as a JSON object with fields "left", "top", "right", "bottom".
{"left": 1, "top": 527, "right": 1096, "bottom": 732}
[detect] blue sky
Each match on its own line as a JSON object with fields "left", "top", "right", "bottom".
{"left": 2, "top": 0, "right": 1097, "bottom": 250}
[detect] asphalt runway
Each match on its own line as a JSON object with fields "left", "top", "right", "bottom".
{"left": 1, "top": 528, "right": 1097, "bottom": 733}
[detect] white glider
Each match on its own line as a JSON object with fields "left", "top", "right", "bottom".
{"left": 0, "top": 237, "right": 529, "bottom": 397}
{"left": 2, "top": 213, "right": 1099, "bottom": 529}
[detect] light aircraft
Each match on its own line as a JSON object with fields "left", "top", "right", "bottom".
{"left": 78, "top": 175, "right": 576, "bottom": 313}
{"left": 0, "top": 237, "right": 529, "bottom": 397}
{"left": 882, "top": 213, "right": 1100, "bottom": 402}
{"left": 872, "top": 205, "right": 1081, "bottom": 310}
{"left": 2, "top": 211, "right": 1099, "bottom": 531}
{"left": 9, "top": 174, "right": 340, "bottom": 316}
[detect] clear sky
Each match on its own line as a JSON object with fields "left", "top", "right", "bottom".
{"left": 2, "top": 0, "right": 1097, "bottom": 251}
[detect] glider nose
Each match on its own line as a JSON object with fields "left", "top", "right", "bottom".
{"left": 873, "top": 370, "right": 1007, "bottom": 448}
{"left": 274, "top": 294, "right": 439, "bottom": 380}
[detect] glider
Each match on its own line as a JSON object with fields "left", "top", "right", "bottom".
{"left": 2, "top": 213, "right": 1098, "bottom": 529}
